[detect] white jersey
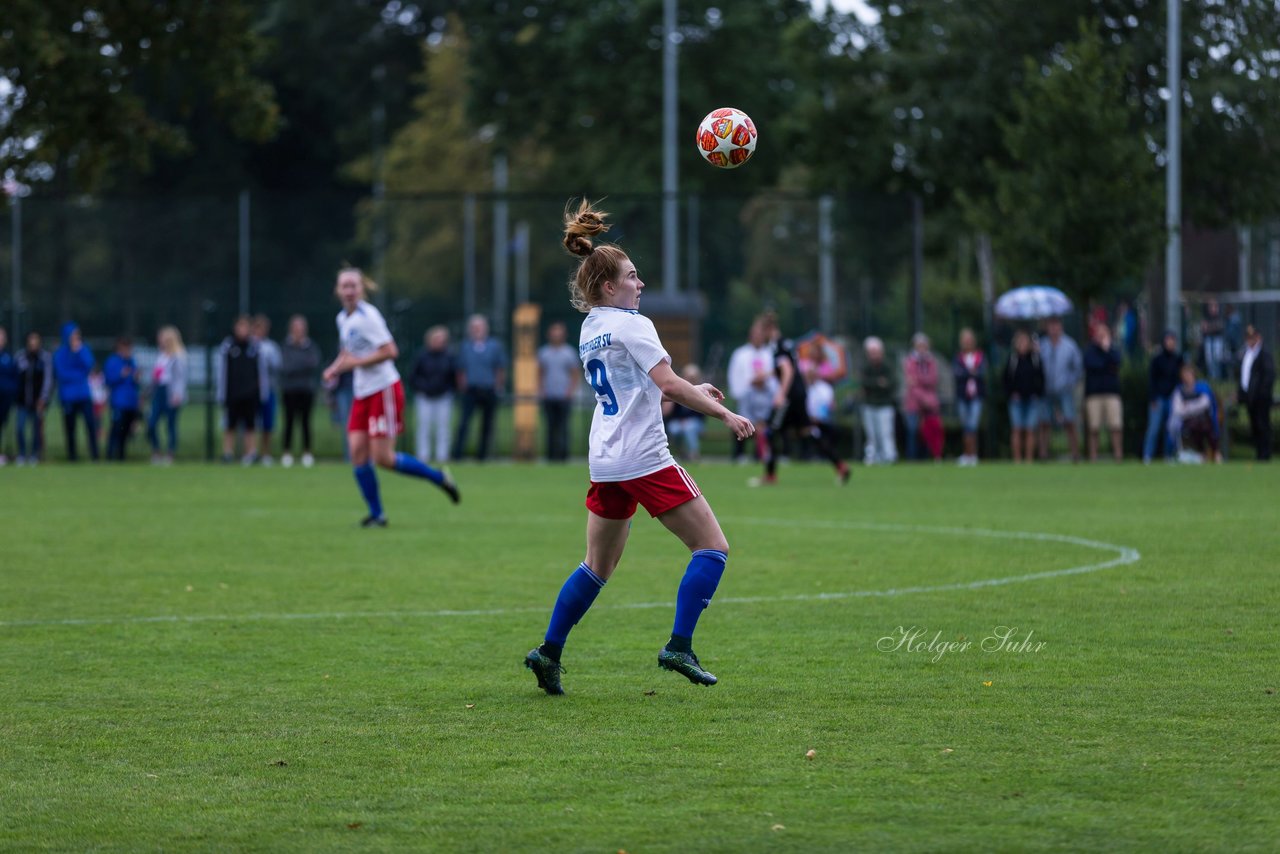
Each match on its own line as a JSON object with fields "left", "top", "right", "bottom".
{"left": 337, "top": 300, "right": 400, "bottom": 400}
{"left": 579, "top": 306, "right": 674, "bottom": 482}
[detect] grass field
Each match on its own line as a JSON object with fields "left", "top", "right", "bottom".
{"left": 2, "top": 460, "right": 1278, "bottom": 852}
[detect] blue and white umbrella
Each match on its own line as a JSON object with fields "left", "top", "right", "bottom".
{"left": 994, "top": 285, "right": 1073, "bottom": 320}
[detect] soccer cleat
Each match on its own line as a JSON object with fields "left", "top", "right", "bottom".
{"left": 439, "top": 469, "right": 461, "bottom": 504}
{"left": 525, "top": 648, "right": 565, "bottom": 695}
{"left": 837, "top": 462, "right": 851, "bottom": 485}
{"left": 658, "top": 648, "right": 718, "bottom": 686}
{"left": 360, "top": 515, "right": 388, "bottom": 528}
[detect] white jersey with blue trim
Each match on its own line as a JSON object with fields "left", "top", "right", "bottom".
{"left": 579, "top": 306, "right": 674, "bottom": 482}
{"left": 337, "top": 300, "right": 400, "bottom": 400}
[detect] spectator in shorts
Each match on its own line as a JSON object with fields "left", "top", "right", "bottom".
{"left": 952, "top": 328, "right": 984, "bottom": 466}
{"left": 1083, "top": 325, "right": 1124, "bottom": 462}
{"left": 217, "top": 315, "right": 267, "bottom": 464}
{"left": 538, "top": 321, "right": 579, "bottom": 462}
{"left": 452, "top": 314, "right": 507, "bottom": 461}
{"left": 663, "top": 364, "right": 708, "bottom": 462}
{"left": 1037, "top": 317, "right": 1082, "bottom": 462}
{"left": 1169, "top": 363, "right": 1221, "bottom": 463}
{"left": 1237, "top": 324, "right": 1275, "bottom": 462}
{"left": 1004, "top": 330, "right": 1044, "bottom": 463}
{"left": 903, "top": 332, "right": 943, "bottom": 460}
{"left": 410, "top": 325, "right": 457, "bottom": 464}
{"left": 0, "top": 327, "right": 16, "bottom": 464}
{"left": 252, "top": 314, "right": 282, "bottom": 466}
{"left": 726, "top": 317, "right": 777, "bottom": 464}
{"left": 860, "top": 336, "right": 897, "bottom": 465}
{"left": 53, "top": 322, "right": 99, "bottom": 461}
{"left": 147, "top": 325, "right": 187, "bottom": 465}
{"left": 15, "top": 331, "right": 52, "bottom": 465}
{"left": 280, "top": 314, "right": 322, "bottom": 468}
{"left": 103, "top": 336, "right": 141, "bottom": 461}
{"left": 1143, "top": 331, "right": 1183, "bottom": 464}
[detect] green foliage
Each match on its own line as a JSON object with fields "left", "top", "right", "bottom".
{"left": 0, "top": 0, "right": 279, "bottom": 191}
{"left": 979, "top": 24, "right": 1163, "bottom": 303}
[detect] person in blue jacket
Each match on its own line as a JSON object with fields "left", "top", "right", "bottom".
{"left": 53, "top": 322, "right": 99, "bottom": 461}
{"left": 0, "top": 327, "right": 18, "bottom": 464}
{"left": 104, "top": 336, "right": 141, "bottom": 461}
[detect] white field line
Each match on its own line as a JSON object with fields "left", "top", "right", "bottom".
{"left": 0, "top": 518, "right": 1140, "bottom": 629}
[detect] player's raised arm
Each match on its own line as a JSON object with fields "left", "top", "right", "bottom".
{"left": 649, "top": 361, "right": 754, "bottom": 440}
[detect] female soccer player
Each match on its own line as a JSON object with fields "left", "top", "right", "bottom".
{"left": 322, "top": 267, "right": 459, "bottom": 526}
{"left": 524, "top": 201, "right": 756, "bottom": 694}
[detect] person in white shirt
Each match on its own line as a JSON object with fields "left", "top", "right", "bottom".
{"left": 725, "top": 319, "right": 777, "bottom": 463}
{"left": 322, "top": 267, "right": 459, "bottom": 527}
{"left": 1236, "top": 324, "right": 1275, "bottom": 461}
{"left": 524, "top": 200, "right": 755, "bottom": 695}
{"left": 147, "top": 325, "right": 187, "bottom": 464}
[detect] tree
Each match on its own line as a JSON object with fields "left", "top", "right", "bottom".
{"left": 0, "top": 0, "right": 279, "bottom": 191}
{"left": 981, "top": 24, "right": 1162, "bottom": 302}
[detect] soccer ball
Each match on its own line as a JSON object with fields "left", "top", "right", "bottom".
{"left": 695, "top": 107, "right": 757, "bottom": 169}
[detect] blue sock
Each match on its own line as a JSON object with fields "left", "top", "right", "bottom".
{"left": 354, "top": 464, "right": 383, "bottom": 519}
{"left": 544, "top": 563, "right": 607, "bottom": 647}
{"left": 671, "top": 549, "right": 728, "bottom": 642}
{"left": 393, "top": 452, "right": 444, "bottom": 484}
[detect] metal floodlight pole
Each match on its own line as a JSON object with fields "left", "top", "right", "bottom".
{"left": 492, "top": 152, "right": 510, "bottom": 334}
{"left": 662, "top": 0, "right": 679, "bottom": 294}
{"left": 11, "top": 195, "right": 21, "bottom": 342}
{"left": 514, "top": 221, "right": 531, "bottom": 306}
{"left": 238, "top": 190, "right": 250, "bottom": 315}
{"left": 463, "top": 194, "right": 478, "bottom": 319}
{"left": 1165, "top": 0, "right": 1182, "bottom": 340}
{"left": 818, "top": 195, "right": 835, "bottom": 332}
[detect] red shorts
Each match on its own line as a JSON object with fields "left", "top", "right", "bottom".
{"left": 348, "top": 380, "right": 405, "bottom": 438}
{"left": 585, "top": 464, "right": 702, "bottom": 520}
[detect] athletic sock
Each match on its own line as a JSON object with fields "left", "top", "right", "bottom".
{"left": 354, "top": 463, "right": 383, "bottom": 519}
{"left": 665, "top": 634, "right": 692, "bottom": 653}
{"left": 538, "top": 641, "right": 564, "bottom": 662}
{"left": 392, "top": 451, "right": 444, "bottom": 484}
{"left": 671, "top": 549, "right": 728, "bottom": 641}
{"left": 544, "top": 563, "right": 606, "bottom": 647}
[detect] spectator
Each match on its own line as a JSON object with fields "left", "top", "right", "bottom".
{"left": 902, "top": 332, "right": 942, "bottom": 461}
{"left": 89, "top": 367, "right": 108, "bottom": 450}
{"left": 53, "top": 322, "right": 99, "bottom": 461}
{"left": 726, "top": 317, "right": 777, "bottom": 464}
{"left": 1114, "top": 300, "right": 1139, "bottom": 360}
{"left": 1200, "top": 299, "right": 1227, "bottom": 380}
{"left": 1037, "top": 317, "right": 1082, "bottom": 462}
{"left": 147, "top": 325, "right": 187, "bottom": 465}
{"left": 538, "top": 321, "right": 579, "bottom": 462}
{"left": 253, "top": 314, "right": 282, "bottom": 466}
{"left": 410, "top": 325, "right": 458, "bottom": 464}
{"left": 1003, "top": 330, "right": 1044, "bottom": 463}
{"left": 217, "top": 315, "right": 267, "bottom": 464}
{"left": 1169, "top": 363, "right": 1221, "bottom": 463}
{"left": 663, "top": 364, "right": 707, "bottom": 462}
{"left": 952, "top": 328, "right": 985, "bottom": 467}
{"left": 452, "top": 314, "right": 507, "bottom": 461}
{"left": 103, "top": 337, "right": 141, "bottom": 461}
{"left": 1143, "top": 331, "right": 1183, "bottom": 464}
{"left": 15, "top": 331, "right": 52, "bottom": 465}
{"left": 0, "top": 327, "right": 15, "bottom": 464}
{"left": 280, "top": 314, "right": 322, "bottom": 468}
{"left": 804, "top": 362, "right": 837, "bottom": 459}
{"left": 860, "top": 336, "right": 897, "bottom": 465}
{"left": 1225, "top": 305, "right": 1244, "bottom": 364}
{"left": 1083, "top": 325, "right": 1124, "bottom": 462}
{"left": 1237, "top": 324, "right": 1275, "bottom": 462}
{"left": 327, "top": 369, "right": 355, "bottom": 461}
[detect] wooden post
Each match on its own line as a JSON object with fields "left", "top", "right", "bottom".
{"left": 512, "top": 303, "right": 542, "bottom": 461}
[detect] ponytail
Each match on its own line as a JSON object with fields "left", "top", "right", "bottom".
{"left": 562, "top": 199, "right": 629, "bottom": 313}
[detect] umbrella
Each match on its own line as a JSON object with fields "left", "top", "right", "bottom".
{"left": 994, "top": 285, "right": 1073, "bottom": 321}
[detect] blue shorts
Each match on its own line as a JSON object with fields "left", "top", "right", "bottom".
{"left": 259, "top": 391, "right": 277, "bottom": 432}
{"left": 1008, "top": 398, "right": 1040, "bottom": 430}
{"left": 1041, "top": 390, "right": 1076, "bottom": 425}
{"left": 956, "top": 399, "right": 983, "bottom": 434}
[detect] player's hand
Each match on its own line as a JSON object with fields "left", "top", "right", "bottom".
{"left": 696, "top": 382, "right": 725, "bottom": 402}
{"left": 722, "top": 411, "right": 756, "bottom": 440}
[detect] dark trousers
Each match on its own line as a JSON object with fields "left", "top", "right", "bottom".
{"left": 0, "top": 394, "right": 11, "bottom": 455}
{"left": 108, "top": 407, "right": 140, "bottom": 460}
{"left": 542, "top": 398, "right": 571, "bottom": 461}
{"left": 453, "top": 387, "right": 497, "bottom": 460}
{"left": 62, "top": 399, "right": 99, "bottom": 461}
{"left": 282, "top": 390, "right": 315, "bottom": 453}
{"left": 16, "top": 405, "right": 44, "bottom": 458}
{"left": 1247, "top": 399, "right": 1273, "bottom": 460}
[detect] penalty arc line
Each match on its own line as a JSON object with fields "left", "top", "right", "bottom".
{"left": 0, "top": 519, "right": 1140, "bottom": 629}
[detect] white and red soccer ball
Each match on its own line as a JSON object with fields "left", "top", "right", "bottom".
{"left": 696, "top": 107, "right": 757, "bottom": 169}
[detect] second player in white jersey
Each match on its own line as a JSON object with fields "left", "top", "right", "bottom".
{"left": 579, "top": 306, "right": 675, "bottom": 482}
{"left": 336, "top": 300, "right": 400, "bottom": 400}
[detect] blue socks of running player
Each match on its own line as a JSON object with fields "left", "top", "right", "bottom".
{"left": 392, "top": 452, "right": 445, "bottom": 484}
{"left": 668, "top": 549, "right": 728, "bottom": 650}
{"left": 542, "top": 563, "right": 607, "bottom": 657}
{"left": 354, "top": 463, "right": 383, "bottom": 519}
